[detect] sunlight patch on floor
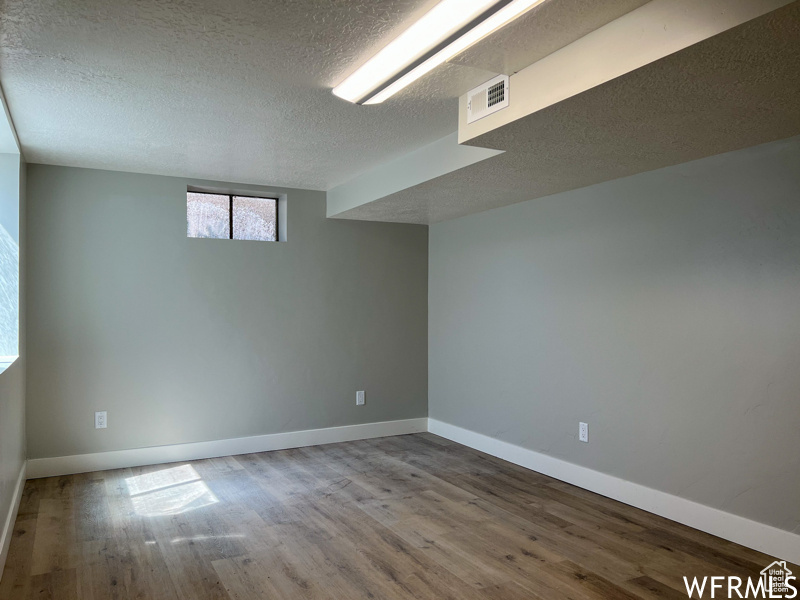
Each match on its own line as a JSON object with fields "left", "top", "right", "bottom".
{"left": 125, "top": 465, "right": 218, "bottom": 516}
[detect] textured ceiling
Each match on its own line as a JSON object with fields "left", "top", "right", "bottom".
{"left": 336, "top": 2, "right": 800, "bottom": 223}
{"left": 0, "top": 0, "right": 647, "bottom": 190}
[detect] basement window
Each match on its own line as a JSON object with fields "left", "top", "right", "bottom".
{"left": 187, "top": 192, "right": 278, "bottom": 241}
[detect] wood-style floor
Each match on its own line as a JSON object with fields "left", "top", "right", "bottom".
{"left": 0, "top": 433, "right": 792, "bottom": 599}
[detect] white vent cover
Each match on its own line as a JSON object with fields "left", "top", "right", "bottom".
{"left": 467, "top": 75, "right": 509, "bottom": 124}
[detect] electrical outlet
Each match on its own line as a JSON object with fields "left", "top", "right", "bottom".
{"left": 356, "top": 391, "right": 365, "bottom": 406}
{"left": 95, "top": 411, "right": 107, "bottom": 429}
{"left": 579, "top": 422, "right": 589, "bottom": 443}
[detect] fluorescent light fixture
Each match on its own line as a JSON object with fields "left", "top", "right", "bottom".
{"left": 365, "top": 0, "right": 546, "bottom": 105}
{"left": 333, "top": 0, "right": 503, "bottom": 104}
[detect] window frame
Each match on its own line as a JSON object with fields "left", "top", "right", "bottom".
{"left": 187, "top": 191, "right": 280, "bottom": 242}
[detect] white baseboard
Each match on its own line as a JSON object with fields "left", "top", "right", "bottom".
{"left": 0, "top": 461, "right": 26, "bottom": 583}
{"left": 428, "top": 418, "right": 800, "bottom": 565}
{"left": 26, "top": 418, "right": 428, "bottom": 480}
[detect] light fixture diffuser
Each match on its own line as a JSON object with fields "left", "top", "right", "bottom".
{"left": 332, "top": 0, "right": 503, "bottom": 104}
{"left": 365, "top": 0, "right": 547, "bottom": 105}
{"left": 333, "top": 0, "right": 547, "bottom": 105}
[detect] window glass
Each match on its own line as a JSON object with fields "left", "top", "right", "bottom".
{"left": 233, "top": 196, "right": 277, "bottom": 242}
{"left": 187, "top": 192, "right": 229, "bottom": 239}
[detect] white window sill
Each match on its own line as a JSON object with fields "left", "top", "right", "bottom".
{"left": 0, "top": 355, "right": 19, "bottom": 375}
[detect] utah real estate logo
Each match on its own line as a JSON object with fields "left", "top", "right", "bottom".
{"left": 683, "top": 561, "right": 797, "bottom": 598}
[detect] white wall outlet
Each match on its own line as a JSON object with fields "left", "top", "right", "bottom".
{"left": 356, "top": 391, "right": 365, "bottom": 406}
{"left": 579, "top": 422, "right": 589, "bottom": 443}
{"left": 95, "top": 411, "right": 107, "bottom": 429}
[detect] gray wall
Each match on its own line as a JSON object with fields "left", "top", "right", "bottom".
{"left": 0, "top": 153, "right": 20, "bottom": 355}
{"left": 0, "top": 153, "right": 25, "bottom": 560}
{"left": 429, "top": 136, "right": 800, "bottom": 533}
{"left": 26, "top": 165, "right": 428, "bottom": 459}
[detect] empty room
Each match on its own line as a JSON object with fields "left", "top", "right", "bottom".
{"left": 1, "top": 0, "right": 799, "bottom": 598}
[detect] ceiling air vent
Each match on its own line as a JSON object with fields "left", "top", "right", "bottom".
{"left": 467, "top": 75, "right": 509, "bottom": 124}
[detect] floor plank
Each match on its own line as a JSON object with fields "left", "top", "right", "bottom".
{"left": 1, "top": 434, "right": 794, "bottom": 599}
